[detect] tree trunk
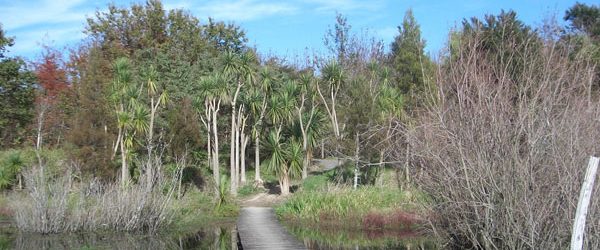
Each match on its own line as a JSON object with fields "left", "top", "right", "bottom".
{"left": 212, "top": 105, "right": 220, "bottom": 195}
{"left": 36, "top": 107, "right": 44, "bottom": 152}
{"left": 230, "top": 109, "right": 237, "bottom": 196}
{"left": 206, "top": 118, "right": 212, "bottom": 180}
{"left": 305, "top": 150, "right": 313, "bottom": 178}
{"left": 331, "top": 95, "right": 339, "bottom": 137}
{"left": 302, "top": 156, "right": 309, "bottom": 180}
{"left": 235, "top": 115, "right": 240, "bottom": 187}
{"left": 254, "top": 130, "right": 262, "bottom": 184}
{"left": 241, "top": 131, "right": 247, "bottom": 184}
{"left": 201, "top": 100, "right": 217, "bottom": 195}
{"left": 230, "top": 84, "right": 242, "bottom": 196}
{"left": 354, "top": 132, "right": 359, "bottom": 189}
{"left": 35, "top": 105, "right": 47, "bottom": 171}
{"left": 112, "top": 127, "right": 122, "bottom": 160}
{"left": 120, "top": 135, "right": 129, "bottom": 188}
{"left": 280, "top": 169, "right": 290, "bottom": 195}
{"left": 146, "top": 98, "right": 157, "bottom": 191}
{"left": 378, "top": 151, "right": 385, "bottom": 187}
{"left": 240, "top": 114, "right": 248, "bottom": 185}
{"left": 316, "top": 81, "right": 340, "bottom": 140}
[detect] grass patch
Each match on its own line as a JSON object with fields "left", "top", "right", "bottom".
{"left": 301, "top": 174, "right": 329, "bottom": 192}
{"left": 237, "top": 183, "right": 263, "bottom": 197}
{"left": 275, "top": 185, "right": 429, "bottom": 230}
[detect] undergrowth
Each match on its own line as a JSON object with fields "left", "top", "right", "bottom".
{"left": 276, "top": 185, "right": 428, "bottom": 229}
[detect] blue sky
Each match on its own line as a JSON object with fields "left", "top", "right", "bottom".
{"left": 0, "top": 0, "right": 597, "bottom": 61}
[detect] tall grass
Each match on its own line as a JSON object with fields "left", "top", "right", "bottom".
{"left": 10, "top": 166, "right": 178, "bottom": 234}
{"left": 276, "top": 185, "right": 427, "bottom": 226}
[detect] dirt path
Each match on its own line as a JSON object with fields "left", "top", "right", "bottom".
{"left": 239, "top": 192, "right": 287, "bottom": 207}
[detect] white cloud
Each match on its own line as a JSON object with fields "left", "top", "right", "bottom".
{"left": 0, "top": 0, "right": 89, "bottom": 30}
{"left": 7, "top": 25, "right": 85, "bottom": 58}
{"left": 301, "top": 0, "right": 384, "bottom": 13}
{"left": 0, "top": 0, "right": 95, "bottom": 59}
{"left": 193, "top": 0, "right": 297, "bottom": 22}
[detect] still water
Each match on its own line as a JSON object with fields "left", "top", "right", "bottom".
{"left": 284, "top": 222, "right": 437, "bottom": 250}
{"left": 0, "top": 224, "right": 238, "bottom": 250}
{"left": 0, "top": 223, "right": 435, "bottom": 249}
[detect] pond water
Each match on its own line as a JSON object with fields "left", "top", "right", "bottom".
{"left": 0, "top": 224, "right": 239, "bottom": 250}
{"left": 283, "top": 222, "right": 438, "bottom": 250}
{"left": 0, "top": 222, "right": 436, "bottom": 249}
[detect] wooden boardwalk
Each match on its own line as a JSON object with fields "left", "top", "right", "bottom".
{"left": 237, "top": 207, "right": 306, "bottom": 250}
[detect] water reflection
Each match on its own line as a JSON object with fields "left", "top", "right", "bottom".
{"left": 0, "top": 224, "right": 239, "bottom": 250}
{"left": 284, "top": 222, "right": 438, "bottom": 250}
{"left": 0, "top": 222, "right": 436, "bottom": 249}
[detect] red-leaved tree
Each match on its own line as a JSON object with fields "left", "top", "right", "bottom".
{"left": 33, "top": 46, "right": 71, "bottom": 148}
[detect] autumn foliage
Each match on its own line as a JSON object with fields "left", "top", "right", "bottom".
{"left": 35, "top": 47, "right": 69, "bottom": 103}
{"left": 32, "top": 47, "right": 72, "bottom": 148}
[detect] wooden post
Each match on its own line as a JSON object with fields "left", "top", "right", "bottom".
{"left": 354, "top": 132, "right": 359, "bottom": 190}
{"left": 571, "top": 156, "right": 600, "bottom": 250}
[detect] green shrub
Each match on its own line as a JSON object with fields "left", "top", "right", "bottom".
{"left": 0, "top": 150, "right": 24, "bottom": 189}
{"left": 0, "top": 148, "right": 68, "bottom": 188}
{"left": 276, "top": 186, "right": 427, "bottom": 223}
{"left": 213, "top": 202, "right": 239, "bottom": 218}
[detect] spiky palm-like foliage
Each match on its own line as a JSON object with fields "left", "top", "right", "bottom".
{"left": 263, "top": 130, "right": 303, "bottom": 195}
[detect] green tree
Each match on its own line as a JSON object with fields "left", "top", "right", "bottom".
{"left": 261, "top": 78, "right": 299, "bottom": 194}
{"left": 235, "top": 51, "right": 257, "bottom": 187}
{"left": 0, "top": 26, "right": 36, "bottom": 148}
{"left": 565, "top": 2, "right": 600, "bottom": 40}
{"left": 564, "top": 2, "right": 600, "bottom": 94}
{"left": 317, "top": 61, "right": 345, "bottom": 139}
{"left": 79, "top": 0, "right": 250, "bottom": 184}
{"left": 294, "top": 73, "right": 324, "bottom": 179}
{"left": 389, "top": 9, "right": 431, "bottom": 109}
{"left": 139, "top": 64, "right": 168, "bottom": 190}
{"left": 196, "top": 73, "right": 228, "bottom": 196}
{"left": 110, "top": 57, "right": 136, "bottom": 187}
{"left": 247, "top": 67, "right": 274, "bottom": 184}
{"left": 221, "top": 50, "right": 258, "bottom": 195}
{"left": 263, "top": 130, "right": 302, "bottom": 195}
{"left": 454, "top": 10, "right": 540, "bottom": 84}
{"left": 65, "top": 46, "right": 115, "bottom": 180}
{"left": 205, "top": 18, "right": 248, "bottom": 54}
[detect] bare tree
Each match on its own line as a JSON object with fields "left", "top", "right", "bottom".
{"left": 404, "top": 27, "right": 600, "bottom": 249}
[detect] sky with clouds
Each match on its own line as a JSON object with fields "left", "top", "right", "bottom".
{"left": 0, "top": 0, "right": 598, "bottom": 61}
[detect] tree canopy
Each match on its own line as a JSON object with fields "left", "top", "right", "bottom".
{"left": 0, "top": 26, "right": 36, "bottom": 149}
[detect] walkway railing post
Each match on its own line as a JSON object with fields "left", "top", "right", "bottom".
{"left": 570, "top": 156, "right": 599, "bottom": 250}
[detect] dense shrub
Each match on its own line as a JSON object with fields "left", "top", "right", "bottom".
{"left": 0, "top": 149, "right": 68, "bottom": 190}
{"left": 0, "top": 151, "right": 24, "bottom": 189}
{"left": 405, "top": 21, "right": 600, "bottom": 249}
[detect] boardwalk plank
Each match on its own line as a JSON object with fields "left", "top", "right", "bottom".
{"left": 237, "top": 207, "right": 306, "bottom": 250}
